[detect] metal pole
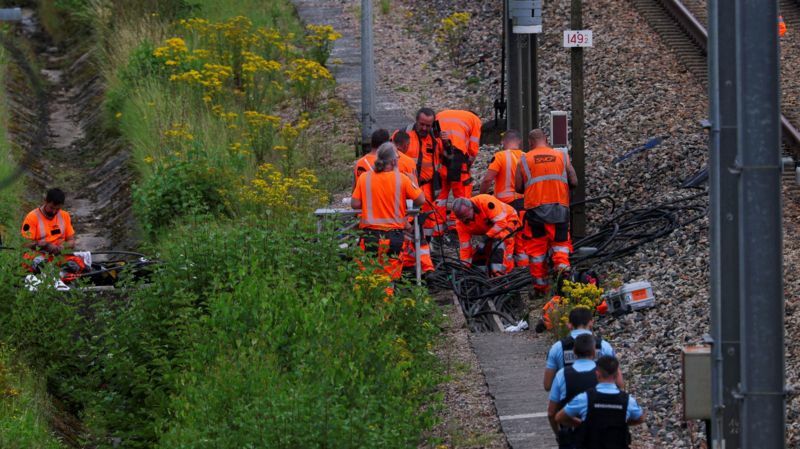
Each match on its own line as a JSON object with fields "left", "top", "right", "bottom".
{"left": 360, "top": 0, "right": 375, "bottom": 156}
{"left": 508, "top": 33, "right": 538, "bottom": 150}
{"left": 708, "top": 0, "right": 742, "bottom": 447}
{"left": 413, "top": 214, "right": 422, "bottom": 285}
{"left": 569, "top": 0, "right": 586, "bottom": 238}
{"left": 735, "top": 0, "right": 784, "bottom": 447}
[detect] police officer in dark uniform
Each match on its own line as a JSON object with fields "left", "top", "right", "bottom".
{"left": 556, "top": 356, "right": 645, "bottom": 449}
{"left": 547, "top": 334, "right": 599, "bottom": 449}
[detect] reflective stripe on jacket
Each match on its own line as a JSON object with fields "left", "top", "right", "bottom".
{"left": 455, "top": 194, "right": 521, "bottom": 263}
{"left": 436, "top": 110, "right": 482, "bottom": 157}
{"left": 519, "top": 146, "right": 570, "bottom": 210}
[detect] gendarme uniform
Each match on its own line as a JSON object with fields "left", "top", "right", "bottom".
{"left": 550, "top": 359, "right": 599, "bottom": 449}
{"left": 562, "top": 383, "right": 643, "bottom": 449}
{"left": 547, "top": 329, "right": 615, "bottom": 371}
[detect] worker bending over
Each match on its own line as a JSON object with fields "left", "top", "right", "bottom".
{"left": 544, "top": 307, "right": 618, "bottom": 391}
{"left": 516, "top": 129, "right": 577, "bottom": 292}
{"left": 351, "top": 142, "right": 425, "bottom": 282}
{"left": 393, "top": 108, "right": 445, "bottom": 238}
{"left": 435, "top": 109, "right": 481, "bottom": 232}
{"left": 21, "top": 188, "right": 76, "bottom": 272}
{"left": 556, "top": 356, "right": 645, "bottom": 449}
{"left": 547, "top": 334, "right": 599, "bottom": 449}
{"left": 393, "top": 131, "right": 435, "bottom": 275}
{"left": 451, "top": 194, "right": 522, "bottom": 277}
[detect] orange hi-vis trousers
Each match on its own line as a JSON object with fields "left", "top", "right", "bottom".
{"left": 469, "top": 236, "right": 516, "bottom": 276}
{"left": 400, "top": 222, "right": 435, "bottom": 273}
{"left": 358, "top": 230, "right": 405, "bottom": 280}
{"left": 435, "top": 168, "right": 473, "bottom": 234}
{"left": 525, "top": 220, "right": 572, "bottom": 291}
{"left": 420, "top": 182, "right": 446, "bottom": 239}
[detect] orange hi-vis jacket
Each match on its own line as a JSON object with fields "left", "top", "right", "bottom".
{"left": 456, "top": 195, "right": 521, "bottom": 263}
{"left": 397, "top": 151, "right": 418, "bottom": 185}
{"left": 519, "top": 146, "right": 570, "bottom": 210}
{"left": 394, "top": 127, "right": 441, "bottom": 183}
{"left": 352, "top": 170, "right": 423, "bottom": 231}
{"left": 779, "top": 15, "right": 787, "bottom": 37}
{"left": 487, "top": 148, "right": 524, "bottom": 203}
{"left": 21, "top": 208, "right": 74, "bottom": 247}
{"left": 436, "top": 110, "right": 482, "bottom": 158}
{"left": 353, "top": 152, "right": 377, "bottom": 184}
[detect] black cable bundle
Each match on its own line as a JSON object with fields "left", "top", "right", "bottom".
{"left": 427, "top": 192, "right": 708, "bottom": 332}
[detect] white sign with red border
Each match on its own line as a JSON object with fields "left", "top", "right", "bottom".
{"left": 563, "top": 30, "right": 593, "bottom": 47}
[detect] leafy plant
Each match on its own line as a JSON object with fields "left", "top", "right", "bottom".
{"left": 545, "top": 281, "right": 604, "bottom": 339}
{"left": 435, "top": 12, "right": 470, "bottom": 65}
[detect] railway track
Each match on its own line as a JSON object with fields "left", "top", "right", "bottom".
{"left": 631, "top": 0, "right": 800, "bottom": 157}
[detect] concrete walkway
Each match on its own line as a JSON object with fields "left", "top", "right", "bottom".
{"left": 471, "top": 333, "right": 558, "bottom": 449}
{"left": 291, "top": 0, "right": 409, "bottom": 132}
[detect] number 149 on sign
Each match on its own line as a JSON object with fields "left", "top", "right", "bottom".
{"left": 563, "top": 30, "right": 593, "bottom": 47}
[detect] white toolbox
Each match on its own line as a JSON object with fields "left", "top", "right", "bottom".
{"left": 603, "top": 281, "right": 655, "bottom": 314}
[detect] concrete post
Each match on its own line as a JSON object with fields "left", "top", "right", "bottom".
{"left": 569, "top": 0, "right": 586, "bottom": 238}
{"left": 360, "top": 0, "right": 375, "bottom": 156}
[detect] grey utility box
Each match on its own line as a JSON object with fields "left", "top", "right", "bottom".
{"left": 682, "top": 345, "right": 712, "bottom": 420}
{"left": 509, "top": 0, "right": 542, "bottom": 34}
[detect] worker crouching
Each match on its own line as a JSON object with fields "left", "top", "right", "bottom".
{"left": 451, "top": 194, "right": 522, "bottom": 277}
{"left": 516, "top": 129, "right": 578, "bottom": 292}
{"left": 351, "top": 142, "right": 425, "bottom": 283}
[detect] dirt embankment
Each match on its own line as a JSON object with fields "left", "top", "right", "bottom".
{"left": 8, "top": 9, "right": 135, "bottom": 251}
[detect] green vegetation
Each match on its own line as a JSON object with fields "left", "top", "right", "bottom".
{"left": 0, "top": 348, "right": 65, "bottom": 449}
{"left": 0, "top": 0, "right": 443, "bottom": 448}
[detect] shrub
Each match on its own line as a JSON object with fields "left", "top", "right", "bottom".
{"left": 435, "top": 12, "right": 470, "bottom": 65}
{"left": 133, "top": 156, "right": 233, "bottom": 234}
{"left": 546, "top": 281, "right": 604, "bottom": 339}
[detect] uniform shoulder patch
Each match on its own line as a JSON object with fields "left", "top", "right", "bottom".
{"left": 488, "top": 202, "right": 495, "bottom": 209}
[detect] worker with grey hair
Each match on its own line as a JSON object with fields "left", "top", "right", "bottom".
{"left": 351, "top": 143, "right": 425, "bottom": 282}
{"left": 451, "top": 194, "right": 522, "bottom": 276}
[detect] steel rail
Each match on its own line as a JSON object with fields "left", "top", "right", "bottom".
{"left": 652, "top": 0, "right": 800, "bottom": 150}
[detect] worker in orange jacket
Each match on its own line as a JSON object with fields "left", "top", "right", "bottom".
{"left": 352, "top": 142, "right": 425, "bottom": 281}
{"left": 451, "top": 194, "right": 522, "bottom": 277}
{"left": 435, "top": 109, "right": 482, "bottom": 232}
{"left": 480, "top": 129, "right": 529, "bottom": 267}
{"left": 353, "top": 129, "right": 391, "bottom": 189}
{"left": 393, "top": 131, "right": 435, "bottom": 274}
{"left": 480, "top": 129, "right": 525, "bottom": 209}
{"left": 515, "top": 129, "right": 578, "bottom": 292}
{"left": 779, "top": 15, "right": 787, "bottom": 37}
{"left": 393, "top": 108, "right": 446, "bottom": 238}
{"left": 21, "top": 188, "right": 83, "bottom": 275}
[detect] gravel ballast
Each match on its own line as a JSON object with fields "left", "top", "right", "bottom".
{"left": 365, "top": 0, "right": 800, "bottom": 447}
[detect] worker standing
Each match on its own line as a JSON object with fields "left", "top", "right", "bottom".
{"left": 543, "top": 308, "right": 618, "bottom": 391}
{"left": 779, "top": 15, "right": 787, "bottom": 37}
{"left": 480, "top": 129, "right": 525, "bottom": 210}
{"left": 393, "top": 131, "right": 435, "bottom": 275}
{"left": 351, "top": 142, "right": 425, "bottom": 281}
{"left": 451, "top": 194, "right": 521, "bottom": 276}
{"left": 353, "top": 129, "right": 391, "bottom": 189}
{"left": 547, "top": 334, "right": 599, "bottom": 449}
{"left": 480, "top": 129, "right": 528, "bottom": 267}
{"left": 515, "top": 129, "right": 577, "bottom": 292}
{"left": 556, "top": 356, "right": 646, "bottom": 449}
{"left": 435, "top": 109, "right": 482, "bottom": 232}
{"left": 393, "top": 108, "right": 445, "bottom": 238}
